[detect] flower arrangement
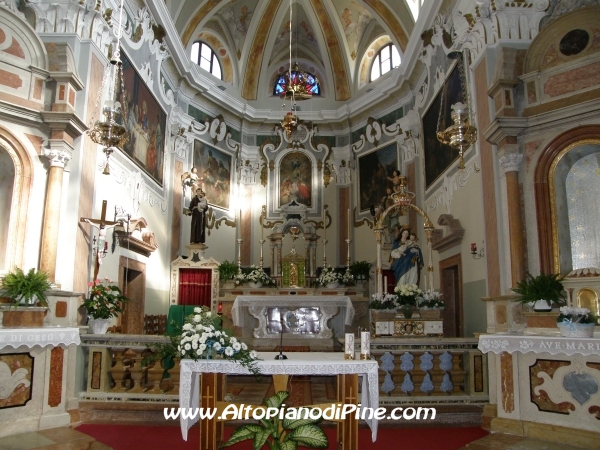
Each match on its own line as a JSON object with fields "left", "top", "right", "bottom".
{"left": 394, "top": 284, "right": 422, "bottom": 307}
{"left": 316, "top": 265, "right": 342, "bottom": 286}
{"left": 234, "top": 265, "right": 276, "bottom": 286}
{"left": 557, "top": 307, "right": 598, "bottom": 325}
{"left": 341, "top": 272, "right": 354, "bottom": 286}
{"left": 177, "top": 306, "right": 260, "bottom": 374}
{"left": 417, "top": 291, "right": 445, "bottom": 309}
{"left": 369, "top": 293, "right": 397, "bottom": 310}
{"left": 83, "top": 279, "right": 129, "bottom": 319}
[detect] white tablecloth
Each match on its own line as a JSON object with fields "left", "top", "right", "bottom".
{"left": 0, "top": 326, "right": 81, "bottom": 349}
{"left": 478, "top": 332, "right": 600, "bottom": 356}
{"left": 231, "top": 296, "right": 355, "bottom": 326}
{"left": 179, "top": 352, "right": 379, "bottom": 442}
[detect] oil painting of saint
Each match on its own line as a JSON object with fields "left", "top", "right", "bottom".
{"left": 357, "top": 143, "right": 398, "bottom": 213}
{"left": 279, "top": 151, "right": 312, "bottom": 207}
{"left": 193, "top": 141, "right": 232, "bottom": 210}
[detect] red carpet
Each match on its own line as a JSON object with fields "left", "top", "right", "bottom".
{"left": 76, "top": 423, "right": 488, "bottom": 450}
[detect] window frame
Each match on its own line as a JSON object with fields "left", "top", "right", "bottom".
{"left": 370, "top": 43, "right": 401, "bottom": 82}
{"left": 190, "top": 41, "right": 223, "bottom": 80}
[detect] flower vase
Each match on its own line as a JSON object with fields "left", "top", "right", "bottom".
{"left": 326, "top": 282, "right": 340, "bottom": 289}
{"left": 557, "top": 322, "right": 596, "bottom": 338}
{"left": 400, "top": 305, "right": 413, "bottom": 319}
{"left": 89, "top": 318, "right": 111, "bottom": 334}
{"left": 247, "top": 281, "right": 263, "bottom": 288}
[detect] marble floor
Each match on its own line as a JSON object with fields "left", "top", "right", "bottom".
{"left": 0, "top": 428, "right": 589, "bottom": 450}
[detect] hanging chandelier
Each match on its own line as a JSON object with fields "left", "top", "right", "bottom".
{"left": 436, "top": 52, "right": 477, "bottom": 169}
{"left": 86, "top": 0, "right": 129, "bottom": 175}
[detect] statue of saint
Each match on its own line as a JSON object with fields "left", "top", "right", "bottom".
{"left": 189, "top": 188, "right": 208, "bottom": 244}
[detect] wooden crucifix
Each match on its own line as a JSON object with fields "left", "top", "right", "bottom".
{"left": 80, "top": 200, "right": 121, "bottom": 281}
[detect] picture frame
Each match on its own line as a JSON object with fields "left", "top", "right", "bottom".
{"left": 116, "top": 51, "right": 167, "bottom": 187}
{"left": 357, "top": 142, "right": 398, "bottom": 213}
{"left": 193, "top": 140, "right": 233, "bottom": 210}
{"left": 422, "top": 62, "right": 463, "bottom": 189}
{"left": 278, "top": 151, "right": 312, "bottom": 208}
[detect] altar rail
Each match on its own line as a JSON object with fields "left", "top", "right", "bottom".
{"left": 79, "top": 335, "right": 487, "bottom": 407}
{"left": 370, "top": 337, "right": 488, "bottom": 406}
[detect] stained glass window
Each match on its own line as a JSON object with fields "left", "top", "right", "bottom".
{"left": 273, "top": 69, "right": 321, "bottom": 97}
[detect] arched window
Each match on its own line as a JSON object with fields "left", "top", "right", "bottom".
{"left": 370, "top": 44, "right": 401, "bottom": 81}
{"left": 190, "top": 41, "right": 222, "bottom": 80}
{"left": 273, "top": 69, "right": 321, "bottom": 97}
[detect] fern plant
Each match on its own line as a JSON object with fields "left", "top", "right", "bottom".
{"left": 0, "top": 268, "right": 51, "bottom": 308}
{"left": 222, "top": 391, "right": 328, "bottom": 450}
{"left": 512, "top": 273, "right": 566, "bottom": 306}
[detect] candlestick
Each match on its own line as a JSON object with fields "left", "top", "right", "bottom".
{"left": 344, "top": 333, "right": 355, "bottom": 360}
{"left": 360, "top": 331, "right": 370, "bottom": 359}
{"left": 259, "top": 239, "right": 265, "bottom": 269}
{"left": 237, "top": 238, "right": 243, "bottom": 274}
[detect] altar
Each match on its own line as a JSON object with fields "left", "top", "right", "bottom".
{"left": 231, "top": 295, "right": 354, "bottom": 350}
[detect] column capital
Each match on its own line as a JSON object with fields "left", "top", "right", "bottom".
{"left": 43, "top": 140, "right": 73, "bottom": 168}
{"left": 498, "top": 152, "right": 523, "bottom": 173}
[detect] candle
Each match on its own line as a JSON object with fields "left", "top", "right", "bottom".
{"left": 384, "top": 276, "right": 388, "bottom": 293}
{"left": 323, "top": 214, "right": 326, "bottom": 240}
{"left": 344, "top": 333, "right": 355, "bottom": 360}
{"left": 218, "top": 301, "right": 223, "bottom": 313}
{"left": 347, "top": 208, "right": 350, "bottom": 239}
{"left": 471, "top": 243, "right": 477, "bottom": 252}
{"left": 261, "top": 208, "right": 264, "bottom": 240}
{"left": 360, "top": 331, "right": 370, "bottom": 356}
{"left": 240, "top": 209, "right": 242, "bottom": 229}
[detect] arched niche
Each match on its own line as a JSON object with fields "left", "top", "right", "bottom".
{"left": 534, "top": 125, "right": 600, "bottom": 274}
{"left": 0, "top": 128, "right": 33, "bottom": 272}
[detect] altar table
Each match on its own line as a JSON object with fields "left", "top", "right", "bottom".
{"left": 179, "top": 352, "right": 379, "bottom": 450}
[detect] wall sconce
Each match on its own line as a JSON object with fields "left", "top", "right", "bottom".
{"left": 471, "top": 242, "right": 485, "bottom": 259}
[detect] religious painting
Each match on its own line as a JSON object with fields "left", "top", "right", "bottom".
{"left": 116, "top": 51, "right": 167, "bottom": 187}
{"left": 357, "top": 143, "right": 397, "bottom": 213}
{"left": 0, "top": 353, "right": 34, "bottom": 409}
{"left": 279, "top": 151, "right": 312, "bottom": 207}
{"left": 422, "top": 62, "right": 463, "bottom": 189}
{"left": 193, "top": 140, "right": 232, "bottom": 210}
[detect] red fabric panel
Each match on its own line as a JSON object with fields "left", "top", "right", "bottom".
{"left": 178, "top": 268, "right": 212, "bottom": 306}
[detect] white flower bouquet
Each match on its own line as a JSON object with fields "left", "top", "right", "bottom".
{"left": 417, "top": 290, "right": 445, "bottom": 309}
{"left": 234, "top": 265, "right": 276, "bottom": 286}
{"left": 316, "top": 265, "right": 343, "bottom": 286}
{"left": 557, "top": 306, "right": 597, "bottom": 324}
{"left": 394, "top": 283, "right": 422, "bottom": 307}
{"left": 178, "top": 306, "right": 260, "bottom": 374}
{"left": 369, "top": 293, "right": 397, "bottom": 310}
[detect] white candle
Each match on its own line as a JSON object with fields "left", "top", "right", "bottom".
{"left": 347, "top": 208, "right": 350, "bottom": 239}
{"left": 261, "top": 208, "right": 264, "bottom": 240}
{"left": 324, "top": 214, "right": 326, "bottom": 240}
{"left": 384, "top": 276, "right": 388, "bottom": 293}
{"left": 361, "top": 331, "right": 370, "bottom": 355}
{"left": 239, "top": 209, "right": 242, "bottom": 229}
{"left": 344, "top": 333, "right": 354, "bottom": 358}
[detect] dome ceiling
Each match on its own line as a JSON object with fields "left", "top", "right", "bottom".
{"left": 166, "top": 0, "right": 416, "bottom": 109}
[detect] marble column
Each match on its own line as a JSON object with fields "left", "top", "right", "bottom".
{"left": 499, "top": 152, "right": 525, "bottom": 287}
{"left": 40, "top": 143, "right": 73, "bottom": 282}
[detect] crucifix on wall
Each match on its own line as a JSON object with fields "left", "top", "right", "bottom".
{"left": 80, "top": 200, "right": 121, "bottom": 280}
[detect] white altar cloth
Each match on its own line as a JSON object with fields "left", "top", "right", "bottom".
{"left": 478, "top": 332, "right": 600, "bottom": 356}
{"left": 179, "top": 352, "right": 379, "bottom": 442}
{"left": 231, "top": 295, "right": 355, "bottom": 327}
{"left": 0, "top": 326, "right": 81, "bottom": 349}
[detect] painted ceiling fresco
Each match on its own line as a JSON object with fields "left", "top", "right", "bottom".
{"left": 172, "top": 0, "right": 415, "bottom": 103}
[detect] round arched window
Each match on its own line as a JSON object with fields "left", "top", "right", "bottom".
{"left": 370, "top": 43, "right": 401, "bottom": 81}
{"left": 190, "top": 41, "right": 222, "bottom": 80}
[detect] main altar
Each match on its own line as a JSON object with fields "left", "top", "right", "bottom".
{"left": 231, "top": 295, "right": 355, "bottom": 350}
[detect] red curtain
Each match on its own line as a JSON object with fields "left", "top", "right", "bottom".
{"left": 178, "top": 269, "right": 212, "bottom": 306}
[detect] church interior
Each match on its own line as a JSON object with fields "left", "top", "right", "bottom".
{"left": 1, "top": 0, "right": 600, "bottom": 448}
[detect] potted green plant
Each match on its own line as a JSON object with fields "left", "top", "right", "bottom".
{"left": 218, "top": 260, "right": 239, "bottom": 289}
{"left": 350, "top": 260, "right": 371, "bottom": 282}
{"left": 83, "top": 279, "right": 129, "bottom": 334}
{"left": 0, "top": 267, "right": 52, "bottom": 327}
{"left": 512, "top": 273, "right": 566, "bottom": 311}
